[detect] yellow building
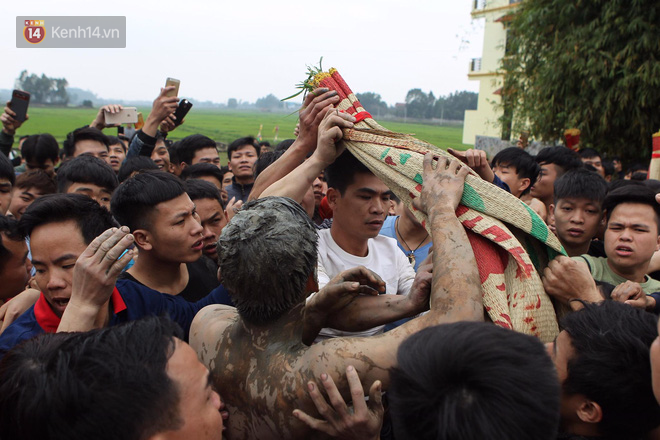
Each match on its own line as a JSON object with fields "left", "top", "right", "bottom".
{"left": 462, "top": 0, "right": 522, "bottom": 145}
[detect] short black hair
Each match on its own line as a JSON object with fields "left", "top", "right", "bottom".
{"left": 554, "top": 168, "right": 608, "bottom": 206}
{"left": 111, "top": 170, "right": 186, "bottom": 231}
{"left": 0, "top": 316, "right": 184, "bottom": 440}
{"left": 491, "top": 147, "right": 541, "bottom": 195}
{"left": 15, "top": 169, "right": 56, "bottom": 194}
{"left": 254, "top": 150, "right": 285, "bottom": 178}
{"left": 218, "top": 197, "right": 317, "bottom": 325}
{"left": 577, "top": 147, "right": 601, "bottom": 160}
{"left": 180, "top": 163, "right": 225, "bottom": 184}
{"left": 0, "top": 152, "right": 15, "bottom": 186}
{"left": 644, "top": 179, "right": 660, "bottom": 194}
{"left": 56, "top": 155, "right": 118, "bottom": 193}
{"left": 20, "top": 134, "right": 60, "bottom": 164}
{"left": 259, "top": 141, "right": 271, "bottom": 147}
{"left": 607, "top": 179, "right": 640, "bottom": 192}
{"left": 0, "top": 215, "right": 23, "bottom": 271}
{"left": 63, "top": 127, "right": 110, "bottom": 158}
{"left": 168, "top": 142, "right": 181, "bottom": 165}
{"left": 185, "top": 179, "right": 223, "bottom": 206}
{"left": 325, "top": 150, "right": 373, "bottom": 195}
{"left": 631, "top": 171, "right": 648, "bottom": 181}
{"left": 389, "top": 322, "right": 560, "bottom": 440}
{"left": 535, "top": 146, "right": 583, "bottom": 176}
{"left": 175, "top": 134, "right": 217, "bottom": 165}
{"left": 227, "top": 136, "right": 258, "bottom": 159}
{"left": 107, "top": 135, "right": 127, "bottom": 153}
{"left": 602, "top": 185, "right": 660, "bottom": 231}
{"left": 19, "top": 193, "right": 117, "bottom": 244}
{"left": 117, "top": 134, "right": 130, "bottom": 147}
{"left": 561, "top": 301, "right": 660, "bottom": 439}
{"left": 117, "top": 156, "right": 159, "bottom": 183}
{"left": 626, "top": 162, "right": 648, "bottom": 176}
{"left": 274, "top": 139, "right": 296, "bottom": 153}
{"left": 601, "top": 160, "right": 614, "bottom": 178}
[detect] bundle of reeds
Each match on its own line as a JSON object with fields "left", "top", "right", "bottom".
{"left": 299, "top": 67, "right": 563, "bottom": 341}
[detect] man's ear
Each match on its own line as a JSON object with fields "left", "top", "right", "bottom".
{"left": 326, "top": 187, "right": 340, "bottom": 210}
{"left": 180, "top": 162, "right": 189, "bottom": 171}
{"left": 227, "top": 161, "right": 233, "bottom": 172}
{"left": 132, "top": 229, "right": 153, "bottom": 251}
{"left": 548, "top": 204, "right": 555, "bottom": 225}
{"left": 656, "top": 234, "right": 660, "bottom": 252}
{"left": 518, "top": 177, "right": 531, "bottom": 194}
{"left": 576, "top": 399, "right": 603, "bottom": 425}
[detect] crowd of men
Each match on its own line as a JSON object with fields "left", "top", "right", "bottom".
{"left": 0, "top": 83, "right": 659, "bottom": 440}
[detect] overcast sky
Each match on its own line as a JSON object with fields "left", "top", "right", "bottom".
{"left": 2, "top": 0, "right": 484, "bottom": 105}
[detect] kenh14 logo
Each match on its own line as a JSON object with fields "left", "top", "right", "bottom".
{"left": 24, "top": 20, "right": 45, "bottom": 44}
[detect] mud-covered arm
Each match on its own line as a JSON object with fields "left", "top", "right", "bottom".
{"left": 305, "top": 155, "right": 482, "bottom": 390}
{"left": 302, "top": 266, "right": 387, "bottom": 345}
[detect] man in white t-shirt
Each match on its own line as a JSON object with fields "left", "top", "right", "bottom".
{"left": 314, "top": 150, "right": 430, "bottom": 341}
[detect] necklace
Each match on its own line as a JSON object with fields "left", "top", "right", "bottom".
{"left": 395, "top": 217, "right": 429, "bottom": 267}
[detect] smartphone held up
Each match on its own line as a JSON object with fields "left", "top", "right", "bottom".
{"left": 10, "top": 90, "right": 30, "bottom": 122}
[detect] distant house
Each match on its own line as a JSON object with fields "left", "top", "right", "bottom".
{"left": 462, "top": 0, "right": 522, "bottom": 145}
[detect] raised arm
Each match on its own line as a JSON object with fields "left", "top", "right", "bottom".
{"left": 126, "top": 87, "right": 178, "bottom": 159}
{"left": 260, "top": 107, "right": 355, "bottom": 202}
{"left": 0, "top": 101, "right": 28, "bottom": 156}
{"left": 249, "top": 89, "right": 341, "bottom": 201}
{"left": 408, "top": 154, "right": 482, "bottom": 323}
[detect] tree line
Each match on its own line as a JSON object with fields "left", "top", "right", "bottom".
{"left": 15, "top": 70, "right": 69, "bottom": 105}
{"left": 501, "top": 0, "right": 660, "bottom": 162}
{"left": 245, "top": 90, "right": 478, "bottom": 122}
{"left": 13, "top": 70, "right": 478, "bottom": 123}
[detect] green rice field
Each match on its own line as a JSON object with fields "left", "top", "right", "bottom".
{"left": 12, "top": 107, "right": 469, "bottom": 164}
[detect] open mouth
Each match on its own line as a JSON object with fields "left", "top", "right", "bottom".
{"left": 192, "top": 239, "right": 204, "bottom": 251}
{"left": 52, "top": 298, "right": 69, "bottom": 307}
{"left": 615, "top": 245, "right": 633, "bottom": 256}
{"left": 50, "top": 297, "right": 70, "bottom": 313}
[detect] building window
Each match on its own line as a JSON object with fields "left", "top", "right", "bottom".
{"left": 473, "top": 0, "right": 486, "bottom": 10}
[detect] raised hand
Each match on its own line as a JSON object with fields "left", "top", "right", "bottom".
{"left": 144, "top": 87, "right": 178, "bottom": 137}
{"left": 297, "top": 88, "right": 342, "bottom": 153}
{"left": 90, "top": 104, "right": 124, "bottom": 130}
{"left": 417, "top": 154, "right": 469, "bottom": 214}
{"left": 1, "top": 101, "right": 28, "bottom": 135}
{"left": 447, "top": 148, "right": 494, "bottom": 183}
{"left": 314, "top": 106, "right": 355, "bottom": 166}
